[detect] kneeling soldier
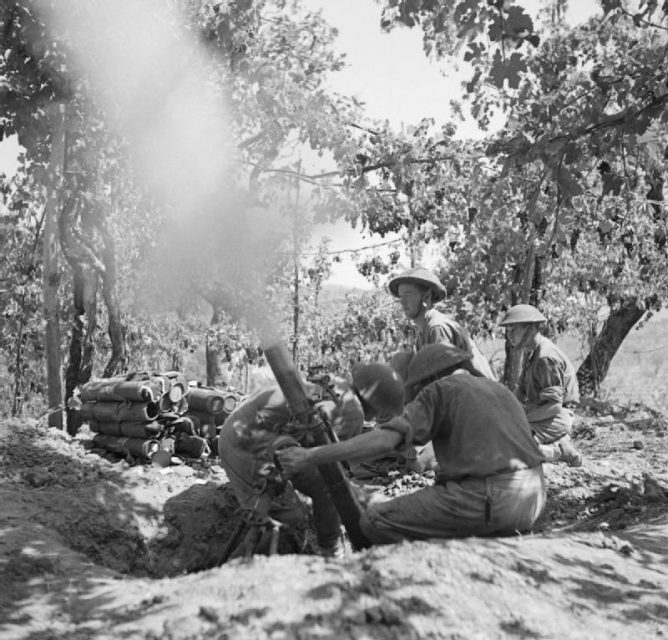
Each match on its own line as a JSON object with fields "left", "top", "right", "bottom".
{"left": 218, "top": 363, "right": 404, "bottom": 556}
{"left": 500, "top": 304, "right": 582, "bottom": 467}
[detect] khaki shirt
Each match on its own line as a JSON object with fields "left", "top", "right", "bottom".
{"left": 517, "top": 334, "right": 579, "bottom": 439}
{"left": 518, "top": 334, "right": 579, "bottom": 406}
{"left": 381, "top": 372, "right": 543, "bottom": 481}
{"left": 221, "top": 381, "right": 359, "bottom": 456}
{"left": 415, "top": 309, "right": 496, "bottom": 380}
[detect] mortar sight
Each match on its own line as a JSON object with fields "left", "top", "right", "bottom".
{"left": 306, "top": 365, "right": 331, "bottom": 386}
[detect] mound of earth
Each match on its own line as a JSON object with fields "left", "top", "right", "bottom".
{"left": 1, "top": 400, "right": 668, "bottom": 639}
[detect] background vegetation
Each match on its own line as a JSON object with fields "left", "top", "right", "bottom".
{"left": 1, "top": 0, "right": 667, "bottom": 430}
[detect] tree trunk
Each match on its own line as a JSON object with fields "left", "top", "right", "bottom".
{"left": 42, "top": 109, "right": 65, "bottom": 429}
{"left": 577, "top": 297, "right": 646, "bottom": 396}
{"left": 503, "top": 242, "right": 538, "bottom": 390}
{"left": 12, "top": 311, "right": 26, "bottom": 416}
{"left": 206, "top": 305, "right": 230, "bottom": 387}
{"left": 64, "top": 264, "right": 98, "bottom": 435}
{"left": 99, "top": 214, "right": 125, "bottom": 378}
{"left": 292, "top": 257, "right": 300, "bottom": 365}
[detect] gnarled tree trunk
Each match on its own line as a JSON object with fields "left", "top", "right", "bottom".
{"left": 577, "top": 296, "right": 646, "bottom": 396}
{"left": 504, "top": 243, "right": 542, "bottom": 392}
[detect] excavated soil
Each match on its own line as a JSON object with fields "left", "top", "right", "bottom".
{"left": 2, "top": 398, "right": 668, "bottom": 639}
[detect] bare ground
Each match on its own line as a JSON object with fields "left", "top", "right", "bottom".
{"left": 1, "top": 399, "right": 668, "bottom": 639}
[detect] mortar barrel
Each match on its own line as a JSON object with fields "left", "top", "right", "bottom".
{"left": 262, "top": 341, "right": 371, "bottom": 550}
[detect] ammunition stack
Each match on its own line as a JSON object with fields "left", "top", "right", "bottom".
{"left": 77, "top": 371, "right": 240, "bottom": 465}
{"left": 185, "top": 386, "right": 241, "bottom": 453}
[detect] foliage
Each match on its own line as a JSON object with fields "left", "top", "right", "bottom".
{"left": 0, "top": 170, "right": 47, "bottom": 415}
{"left": 325, "top": 3, "right": 668, "bottom": 345}
{"left": 314, "top": 289, "right": 411, "bottom": 375}
{"left": 377, "top": 0, "right": 541, "bottom": 91}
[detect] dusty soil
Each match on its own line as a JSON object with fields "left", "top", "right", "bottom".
{"left": 2, "top": 399, "right": 668, "bottom": 639}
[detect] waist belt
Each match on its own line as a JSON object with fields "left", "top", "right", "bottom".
{"left": 435, "top": 465, "right": 541, "bottom": 487}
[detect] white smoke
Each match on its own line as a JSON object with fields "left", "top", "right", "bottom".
{"left": 35, "top": 0, "right": 287, "bottom": 340}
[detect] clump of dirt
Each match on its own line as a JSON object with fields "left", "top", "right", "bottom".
{"left": 2, "top": 401, "right": 668, "bottom": 639}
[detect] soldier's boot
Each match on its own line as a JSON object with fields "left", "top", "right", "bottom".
{"left": 537, "top": 443, "right": 561, "bottom": 463}
{"left": 557, "top": 436, "right": 583, "bottom": 467}
{"left": 538, "top": 437, "right": 582, "bottom": 467}
{"left": 320, "top": 535, "right": 346, "bottom": 559}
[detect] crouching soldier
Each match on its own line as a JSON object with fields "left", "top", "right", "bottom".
{"left": 218, "top": 363, "right": 404, "bottom": 556}
{"left": 500, "top": 304, "right": 583, "bottom": 467}
{"left": 277, "top": 344, "right": 546, "bottom": 544}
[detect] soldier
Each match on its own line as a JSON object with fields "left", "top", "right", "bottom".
{"left": 500, "top": 304, "right": 582, "bottom": 467}
{"left": 218, "top": 363, "right": 404, "bottom": 557}
{"left": 387, "top": 266, "right": 495, "bottom": 470}
{"left": 277, "top": 344, "right": 546, "bottom": 543}
{"left": 387, "top": 266, "right": 495, "bottom": 380}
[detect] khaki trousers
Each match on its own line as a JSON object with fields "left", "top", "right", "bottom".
{"left": 360, "top": 466, "right": 546, "bottom": 544}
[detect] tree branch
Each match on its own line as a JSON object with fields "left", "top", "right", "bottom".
{"left": 548, "top": 93, "right": 668, "bottom": 144}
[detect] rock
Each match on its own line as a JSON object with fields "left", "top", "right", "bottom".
{"left": 633, "top": 440, "right": 644, "bottom": 450}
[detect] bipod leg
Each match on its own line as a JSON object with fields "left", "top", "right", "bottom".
{"left": 217, "top": 518, "right": 247, "bottom": 566}
{"left": 241, "top": 524, "right": 263, "bottom": 559}
{"left": 267, "top": 517, "right": 283, "bottom": 556}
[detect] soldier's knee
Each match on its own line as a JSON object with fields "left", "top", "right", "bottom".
{"left": 360, "top": 506, "right": 403, "bottom": 545}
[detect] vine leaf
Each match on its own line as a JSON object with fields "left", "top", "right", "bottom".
{"left": 489, "top": 51, "right": 527, "bottom": 89}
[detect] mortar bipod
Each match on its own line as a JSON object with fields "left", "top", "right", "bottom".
{"left": 218, "top": 435, "right": 301, "bottom": 565}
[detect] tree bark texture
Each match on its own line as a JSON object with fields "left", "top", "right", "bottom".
{"left": 99, "top": 213, "right": 125, "bottom": 378}
{"left": 64, "top": 264, "right": 98, "bottom": 435}
{"left": 42, "top": 109, "right": 65, "bottom": 428}
{"left": 206, "top": 307, "right": 231, "bottom": 388}
{"left": 577, "top": 297, "right": 645, "bottom": 396}
{"left": 503, "top": 244, "right": 538, "bottom": 390}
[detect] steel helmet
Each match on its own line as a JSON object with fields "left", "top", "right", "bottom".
{"left": 351, "top": 363, "right": 404, "bottom": 419}
{"left": 387, "top": 267, "right": 446, "bottom": 302}
{"left": 499, "top": 304, "right": 547, "bottom": 326}
{"left": 403, "top": 343, "right": 472, "bottom": 389}
{"left": 388, "top": 350, "right": 414, "bottom": 383}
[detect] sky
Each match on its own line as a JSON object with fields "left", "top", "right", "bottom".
{"left": 303, "top": 0, "right": 601, "bottom": 287}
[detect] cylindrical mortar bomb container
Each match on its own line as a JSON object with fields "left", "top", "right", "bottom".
{"left": 79, "top": 401, "right": 160, "bottom": 423}
{"left": 80, "top": 377, "right": 166, "bottom": 403}
{"left": 92, "top": 434, "right": 160, "bottom": 460}
{"left": 89, "top": 420, "right": 163, "bottom": 439}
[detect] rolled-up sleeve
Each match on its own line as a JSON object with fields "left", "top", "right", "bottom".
{"left": 380, "top": 386, "right": 438, "bottom": 448}
{"left": 534, "top": 358, "right": 565, "bottom": 404}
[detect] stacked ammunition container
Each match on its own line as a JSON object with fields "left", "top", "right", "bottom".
{"left": 185, "top": 385, "right": 243, "bottom": 454}
{"left": 78, "top": 371, "right": 212, "bottom": 464}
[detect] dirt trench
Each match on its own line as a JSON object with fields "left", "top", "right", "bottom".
{"left": 2, "top": 404, "right": 668, "bottom": 639}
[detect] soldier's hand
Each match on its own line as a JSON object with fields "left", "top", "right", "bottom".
{"left": 276, "top": 446, "right": 311, "bottom": 477}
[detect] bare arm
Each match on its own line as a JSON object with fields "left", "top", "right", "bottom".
{"left": 277, "top": 428, "right": 403, "bottom": 476}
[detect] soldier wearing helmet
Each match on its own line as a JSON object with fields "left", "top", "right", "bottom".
{"left": 278, "top": 345, "right": 545, "bottom": 544}
{"left": 387, "top": 266, "right": 496, "bottom": 472}
{"left": 218, "top": 363, "right": 403, "bottom": 558}
{"left": 500, "top": 304, "right": 582, "bottom": 467}
{"left": 387, "top": 266, "right": 496, "bottom": 380}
